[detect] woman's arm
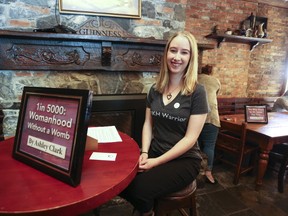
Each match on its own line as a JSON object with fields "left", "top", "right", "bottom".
{"left": 138, "top": 108, "right": 153, "bottom": 169}
{"left": 141, "top": 107, "right": 153, "bottom": 153}
{"left": 139, "top": 113, "right": 207, "bottom": 170}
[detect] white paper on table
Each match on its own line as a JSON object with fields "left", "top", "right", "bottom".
{"left": 87, "top": 126, "right": 122, "bottom": 143}
{"left": 89, "top": 152, "right": 117, "bottom": 161}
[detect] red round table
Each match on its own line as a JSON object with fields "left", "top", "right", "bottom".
{"left": 0, "top": 132, "right": 139, "bottom": 215}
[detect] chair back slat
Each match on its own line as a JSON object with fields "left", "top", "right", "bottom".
{"left": 216, "top": 120, "right": 258, "bottom": 184}
{"left": 218, "top": 121, "right": 247, "bottom": 151}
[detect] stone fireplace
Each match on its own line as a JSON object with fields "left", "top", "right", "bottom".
{"left": 0, "top": 29, "right": 214, "bottom": 138}
{"left": 90, "top": 93, "right": 146, "bottom": 146}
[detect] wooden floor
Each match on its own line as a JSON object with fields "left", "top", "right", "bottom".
{"left": 82, "top": 163, "right": 288, "bottom": 216}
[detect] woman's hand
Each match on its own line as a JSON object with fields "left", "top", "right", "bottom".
{"left": 138, "top": 153, "right": 148, "bottom": 172}
{"left": 139, "top": 156, "right": 158, "bottom": 171}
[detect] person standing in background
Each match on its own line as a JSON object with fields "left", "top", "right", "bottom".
{"left": 198, "top": 64, "right": 221, "bottom": 184}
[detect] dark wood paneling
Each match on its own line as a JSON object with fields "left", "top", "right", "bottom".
{"left": 0, "top": 30, "right": 214, "bottom": 72}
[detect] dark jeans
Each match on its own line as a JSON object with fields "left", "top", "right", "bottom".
{"left": 198, "top": 123, "right": 219, "bottom": 170}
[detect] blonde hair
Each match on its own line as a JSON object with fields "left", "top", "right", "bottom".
{"left": 155, "top": 31, "right": 198, "bottom": 95}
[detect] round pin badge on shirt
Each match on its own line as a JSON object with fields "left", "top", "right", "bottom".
{"left": 174, "top": 102, "right": 180, "bottom": 109}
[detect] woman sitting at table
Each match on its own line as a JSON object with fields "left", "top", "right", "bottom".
{"left": 120, "top": 31, "right": 209, "bottom": 216}
{"left": 272, "top": 90, "right": 288, "bottom": 112}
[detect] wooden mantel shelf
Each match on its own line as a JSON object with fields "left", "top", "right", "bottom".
{"left": 0, "top": 30, "right": 214, "bottom": 72}
{"left": 206, "top": 33, "right": 272, "bottom": 51}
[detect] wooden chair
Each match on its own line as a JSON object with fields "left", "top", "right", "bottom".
{"left": 154, "top": 179, "right": 197, "bottom": 216}
{"left": 215, "top": 121, "right": 259, "bottom": 185}
{"left": 153, "top": 153, "right": 208, "bottom": 216}
{"left": 268, "top": 143, "right": 288, "bottom": 193}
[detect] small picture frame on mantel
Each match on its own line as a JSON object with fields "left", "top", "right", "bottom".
{"left": 244, "top": 105, "right": 268, "bottom": 124}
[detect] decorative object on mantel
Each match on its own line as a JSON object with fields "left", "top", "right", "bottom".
{"left": 211, "top": 25, "right": 220, "bottom": 34}
{"left": 257, "top": 23, "right": 265, "bottom": 38}
{"left": 239, "top": 23, "right": 247, "bottom": 36}
{"left": 224, "top": 28, "right": 233, "bottom": 35}
{"left": 206, "top": 12, "right": 271, "bottom": 51}
{"left": 243, "top": 12, "right": 268, "bottom": 39}
{"left": 209, "top": 12, "right": 268, "bottom": 39}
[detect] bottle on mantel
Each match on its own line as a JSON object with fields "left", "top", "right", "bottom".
{"left": 257, "top": 23, "right": 265, "bottom": 38}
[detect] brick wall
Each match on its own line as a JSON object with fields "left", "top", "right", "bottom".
{"left": 186, "top": 0, "right": 288, "bottom": 97}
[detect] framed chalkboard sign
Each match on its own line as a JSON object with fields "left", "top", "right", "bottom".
{"left": 245, "top": 105, "right": 268, "bottom": 124}
{"left": 13, "top": 87, "right": 93, "bottom": 187}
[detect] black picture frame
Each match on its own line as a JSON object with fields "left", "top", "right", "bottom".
{"left": 244, "top": 105, "right": 268, "bottom": 124}
{"left": 13, "top": 87, "right": 93, "bottom": 187}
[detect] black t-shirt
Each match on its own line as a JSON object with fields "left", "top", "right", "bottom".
{"left": 146, "top": 83, "right": 209, "bottom": 159}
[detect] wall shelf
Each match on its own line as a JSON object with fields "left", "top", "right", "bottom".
{"left": 205, "top": 33, "right": 272, "bottom": 51}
